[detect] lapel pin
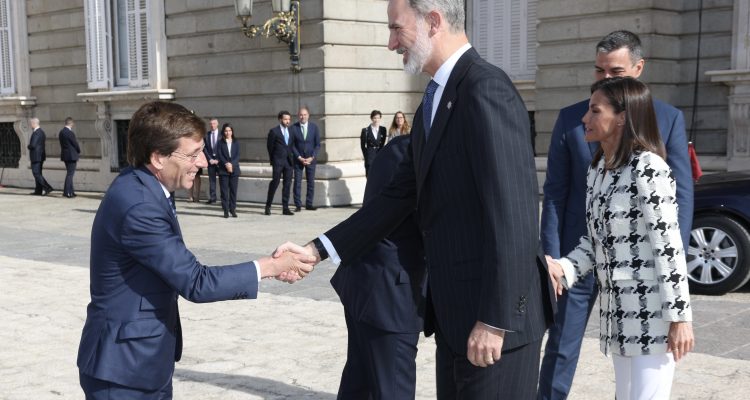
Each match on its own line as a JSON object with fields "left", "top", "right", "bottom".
{"left": 447, "top": 101, "right": 452, "bottom": 109}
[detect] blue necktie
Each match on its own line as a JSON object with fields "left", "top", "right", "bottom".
{"left": 167, "top": 195, "right": 177, "bottom": 218}
{"left": 283, "top": 128, "right": 289, "bottom": 145}
{"left": 422, "top": 79, "right": 439, "bottom": 139}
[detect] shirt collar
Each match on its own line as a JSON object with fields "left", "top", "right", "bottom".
{"left": 432, "top": 43, "right": 472, "bottom": 87}
{"left": 158, "top": 182, "right": 170, "bottom": 199}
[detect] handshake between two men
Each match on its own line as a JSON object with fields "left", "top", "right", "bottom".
{"left": 257, "top": 241, "right": 321, "bottom": 282}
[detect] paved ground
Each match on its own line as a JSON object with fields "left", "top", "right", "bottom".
{"left": 1, "top": 186, "right": 749, "bottom": 399}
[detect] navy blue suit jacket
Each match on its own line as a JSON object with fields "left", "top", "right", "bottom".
{"left": 77, "top": 167, "right": 259, "bottom": 391}
{"left": 290, "top": 121, "right": 321, "bottom": 162}
{"left": 203, "top": 130, "right": 221, "bottom": 162}
{"left": 28, "top": 128, "right": 46, "bottom": 163}
{"left": 217, "top": 139, "right": 241, "bottom": 176}
{"left": 58, "top": 126, "right": 81, "bottom": 162}
{"left": 330, "top": 135, "right": 426, "bottom": 333}
{"left": 267, "top": 126, "right": 294, "bottom": 167}
{"left": 325, "top": 48, "right": 555, "bottom": 354}
{"left": 541, "top": 98, "right": 694, "bottom": 259}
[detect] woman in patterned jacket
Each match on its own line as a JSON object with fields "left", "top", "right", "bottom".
{"left": 546, "top": 77, "right": 694, "bottom": 399}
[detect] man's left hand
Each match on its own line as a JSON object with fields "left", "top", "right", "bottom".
{"left": 466, "top": 321, "right": 504, "bottom": 367}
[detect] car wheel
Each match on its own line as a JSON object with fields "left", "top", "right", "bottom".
{"left": 687, "top": 214, "right": 750, "bottom": 295}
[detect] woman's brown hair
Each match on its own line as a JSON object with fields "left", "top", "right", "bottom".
{"left": 590, "top": 77, "right": 665, "bottom": 169}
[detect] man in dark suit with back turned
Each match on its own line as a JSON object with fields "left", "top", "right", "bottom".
{"left": 28, "top": 117, "right": 54, "bottom": 196}
{"left": 274, "top": 1, "right": 556, "bottom": 397}
{"left": 203, "top": 118, "right": 221, "bottom": 204}
{"left": 538, "top": 30, "right": 694, "bottom": 400}
{"left": 291, "top": 106, "right": 321, "bottom": 211}
{"left": 59, "top": 117, "right": 81, "bottom": 198}
{"left": 265, "top": 110, "right": 295, "bottom": 216}
{"left": 331, "top": 133, "right": 427, "bottom": 399}
{"left": 76, "top": 101, "right": 313, "bottom": 399}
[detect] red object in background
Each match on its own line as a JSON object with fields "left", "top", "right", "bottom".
{"left": 688, "top": 142, "right": 703, "bottom": 181}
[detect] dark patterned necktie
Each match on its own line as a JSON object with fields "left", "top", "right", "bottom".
{"left": 422, "top": 79, "right": 439, "bottom": 139}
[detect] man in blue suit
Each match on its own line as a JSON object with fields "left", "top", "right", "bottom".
{"left": 58, "top": 117, "right": 81, "bottom": 198}
{"left": 203, "top": 118, "right": 221, "bottom": 204}
{"left": 77, "top": 101, "right": 313, "bottom": 400}
{"left": 330, "top": 133, "right": 427, "bottom": 399}
{"left": 538, "top": 30, "right": 694, "bottom": 400}
{"left": 265, "top": 110, "right": 296, "bottom": 216}
{"left": 291, "top": 106, "right": 321, "bottom": 211}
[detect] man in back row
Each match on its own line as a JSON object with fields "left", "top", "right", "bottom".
{"left": 538, "top": 30, "right": 694, "bottom": 399}
{"left": 291, "top": 106, "right": 321, "bottom": 212}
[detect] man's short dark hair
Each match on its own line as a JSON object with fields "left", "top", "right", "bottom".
{"left": 596, "top": 30, "right": 643, "bottom": 64}
{"left": 64, "top": 117, "right": 74, "bottom": 126}
{"left": 278, "top": 110, "right": 291, "bottom": 120}
{"left": 127, "top": 101, "right": 205, "bottom": 167}
{"left": 370, "top": 110, "right": 382, "bottom": 119}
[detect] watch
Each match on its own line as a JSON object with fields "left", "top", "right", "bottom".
{"left": 311, "top": 238, "right": 329, "bottom": 261}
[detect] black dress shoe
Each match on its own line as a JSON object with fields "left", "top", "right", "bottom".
{"left": 264, "top": 207, "right": 271, "bottom": 215}
{"left": 223, "top": 210, "right": 229, "bottom": 218}
{"left": 282, "top": 208, "right": 294, "bottom": 216}
{"left": 207, "top": 199, "right": 216, "bottom": 204}
{"left": 305, "top": 206, "right": 317, "bottom": 211}
{"left": 295, "top": 206, "right": 302, "bottom": 212}
{"left": 230, "top": 210, "right": 238, "bottom": 218}
{"left": 64, "top": 193, "right": 74, "bottom": 198}
{"left": 30, "top": 192, "right": 42, "bottom": 196}
{"left": 42, "top": 188, "right": 54, "bottom": 196}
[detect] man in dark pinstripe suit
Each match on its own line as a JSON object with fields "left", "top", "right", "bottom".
{"left": 275, "top": 0, "right": 556, "bottom": 398}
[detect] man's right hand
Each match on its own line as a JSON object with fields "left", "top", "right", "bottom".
{"left": 210, "top": 159, "right": 219, "bottom": 165}
{"left": 272, "top": 242, "right": 321, "bottom": 282}
{"left": 257, "top": 251, "right": 315, "bottom": 282}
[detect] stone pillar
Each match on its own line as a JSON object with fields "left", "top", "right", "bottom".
{"left": 706, "top": 0, "right": 750, "bottom": 171}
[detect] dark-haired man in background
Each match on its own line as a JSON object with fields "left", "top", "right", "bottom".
{"left": 265, "top": 110, "right": 296, "bottom": 216}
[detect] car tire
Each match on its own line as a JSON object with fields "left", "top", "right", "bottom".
{"left": 687, "top": 214, "right": 750, "bottom": 295}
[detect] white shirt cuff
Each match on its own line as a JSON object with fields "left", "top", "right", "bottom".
{"left": 318, "top": 234, "right": 341, "bottom": 265}
{"left": 558, "top": 258, "right": 576, "bottom": 289}
{"left": 252, "top": 260, "right": 261, "bottom": 283}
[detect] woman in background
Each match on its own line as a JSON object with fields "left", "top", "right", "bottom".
{"left": 387, "top": 111, "right": 411, "bottom": 142}
{"left": 218, "top": 123, "right": 241, "bottom": 218}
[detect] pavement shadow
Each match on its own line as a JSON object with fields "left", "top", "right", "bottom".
{"left": 174, "top": 369, "right": 337, "bottom": 399}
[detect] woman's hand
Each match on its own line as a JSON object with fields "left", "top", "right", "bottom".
{"left": 225, "top": 163, "right": 233, "bottom": 173}
{"left": 667, "top": 321, "right": 695, "bottom": 362}
{"left": 545, "top": 255, "right": 565, "bottom": 298}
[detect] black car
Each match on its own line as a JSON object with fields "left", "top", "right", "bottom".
{"left": 688, "top": 170, "right": 750, "bottom": 295}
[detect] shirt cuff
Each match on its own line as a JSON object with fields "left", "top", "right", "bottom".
{"left": 558, "top": 257, "right": 576, "bottom": 290}
{"left": 481, "top": 322, "right": 511, "bottom": 333}
{"left": 252, "top": 260, "right": 261, "bottom": 283}
{"left": 318, "top": 234, "right": 341, "bottom": 265}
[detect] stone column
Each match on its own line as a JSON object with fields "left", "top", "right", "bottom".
{"left": 706, "top": 0, "right": 750, "bottom": 171}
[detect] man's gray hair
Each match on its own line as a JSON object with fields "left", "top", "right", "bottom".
{"left": 29, "top": 117, "right": 39, "bottom": 125}
{"left": 409, "top": 0, "right": 465, "bottom": 33}
{"left": 596, "top": 30, "right": 643, "bottom": 64}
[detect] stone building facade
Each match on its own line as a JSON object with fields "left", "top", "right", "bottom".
{"left": 0, "top": 0, "right": 747, "bottom": 205}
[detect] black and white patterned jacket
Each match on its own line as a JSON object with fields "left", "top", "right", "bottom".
{"left": 559, "top": 151, "right": 692, "bottom": 357}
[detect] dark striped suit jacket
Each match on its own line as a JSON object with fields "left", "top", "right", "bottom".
{"left": 326, "top": 48, "right": 555, "bottom": 354}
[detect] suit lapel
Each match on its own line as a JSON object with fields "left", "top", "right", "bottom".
{"left": 416, "top": 49, "right": 476, "bottom": 190}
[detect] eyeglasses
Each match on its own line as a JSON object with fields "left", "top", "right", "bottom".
{"left": 170, "top": 145, "right": 204, "bottom": 163}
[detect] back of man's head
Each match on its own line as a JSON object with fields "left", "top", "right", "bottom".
{"left": 596, "top": 30, "right": 643, "bottom": 64}
{"left": 64, "top": 117, "right": 74, "bottom": 127}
